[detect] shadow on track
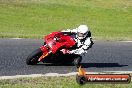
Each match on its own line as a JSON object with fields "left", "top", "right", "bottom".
{"left": 81, "top": 63, "right": 128, "bottom": 68}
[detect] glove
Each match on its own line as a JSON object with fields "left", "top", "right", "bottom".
{"left": 60, "top": 49, "right": 70, "bottom": 54}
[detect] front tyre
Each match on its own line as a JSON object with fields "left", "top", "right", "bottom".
{"left": 26, "top": 48, "right": 43, "bottom": 65}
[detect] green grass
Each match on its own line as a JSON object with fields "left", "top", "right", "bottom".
{"left": 0, "top": 76, "right": 132, "bottom": 88}
{"left": 0, "top": 0, "right": 132, "bottom": 40}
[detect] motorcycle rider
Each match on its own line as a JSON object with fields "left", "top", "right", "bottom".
{"left": 61, "top": 25, "right": 94, "bottom": 66}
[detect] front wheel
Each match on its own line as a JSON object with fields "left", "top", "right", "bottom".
{"left": 26, "top": 48, "right": 43, "bottom": 65}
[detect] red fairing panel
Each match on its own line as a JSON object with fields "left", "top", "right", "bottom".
{"left": 40, "top": 45, "right": 48, "bottom": 53}
{"left": 44, "top": 32, "right": 75, "bottom": 54}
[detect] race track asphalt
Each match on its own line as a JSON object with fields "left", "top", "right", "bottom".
{"left": 0, "top": 39, "right": 132, "bottom": 76}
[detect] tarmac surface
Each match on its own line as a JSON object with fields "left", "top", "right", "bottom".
{"left": 0, "top": 39, "right": 132, "bottom": 76}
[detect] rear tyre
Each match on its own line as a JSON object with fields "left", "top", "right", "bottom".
{"left": 73, "top": 56, "right": 82, "bottom": 67}
{"left": 26, "top": 48, "right": 43, "bottom": 65}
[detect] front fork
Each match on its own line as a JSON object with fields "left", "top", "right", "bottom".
{"left": 38, "top": 44, "right": 51, "bottom": 61}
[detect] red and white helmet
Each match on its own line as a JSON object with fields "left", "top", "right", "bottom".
{"left": 77, "top": 25, "right": 89, "bottom": 39}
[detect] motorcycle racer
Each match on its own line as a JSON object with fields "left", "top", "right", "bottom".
{"left": 26, "top": 24, "right": 93, "bottom": 66}
{"left": 61, "top": 25, "right": 94, "bottom": 65}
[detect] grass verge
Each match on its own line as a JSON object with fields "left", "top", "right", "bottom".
{"left": 0, "top": 0, "right": 132, "bottom": 40}
{"left": 0, "top": 76, "right": 132, "bottom": 88}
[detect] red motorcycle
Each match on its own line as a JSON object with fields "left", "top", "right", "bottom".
{"left": 26, "top": 32, "right": 82, "bottom": 66}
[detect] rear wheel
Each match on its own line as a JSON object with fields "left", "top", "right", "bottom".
{"left": 26, "top": 48, "right": 43, "bottom": 65}
{"left": 73, "top": 56, "right": 82, "bottom": 67}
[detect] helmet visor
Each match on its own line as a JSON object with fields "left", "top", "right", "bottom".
{"left": 78, "top": 32, "right": 88, "bottom": 37}
{"left": 78, "top": 33, "right": 84, "bottom": 37}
